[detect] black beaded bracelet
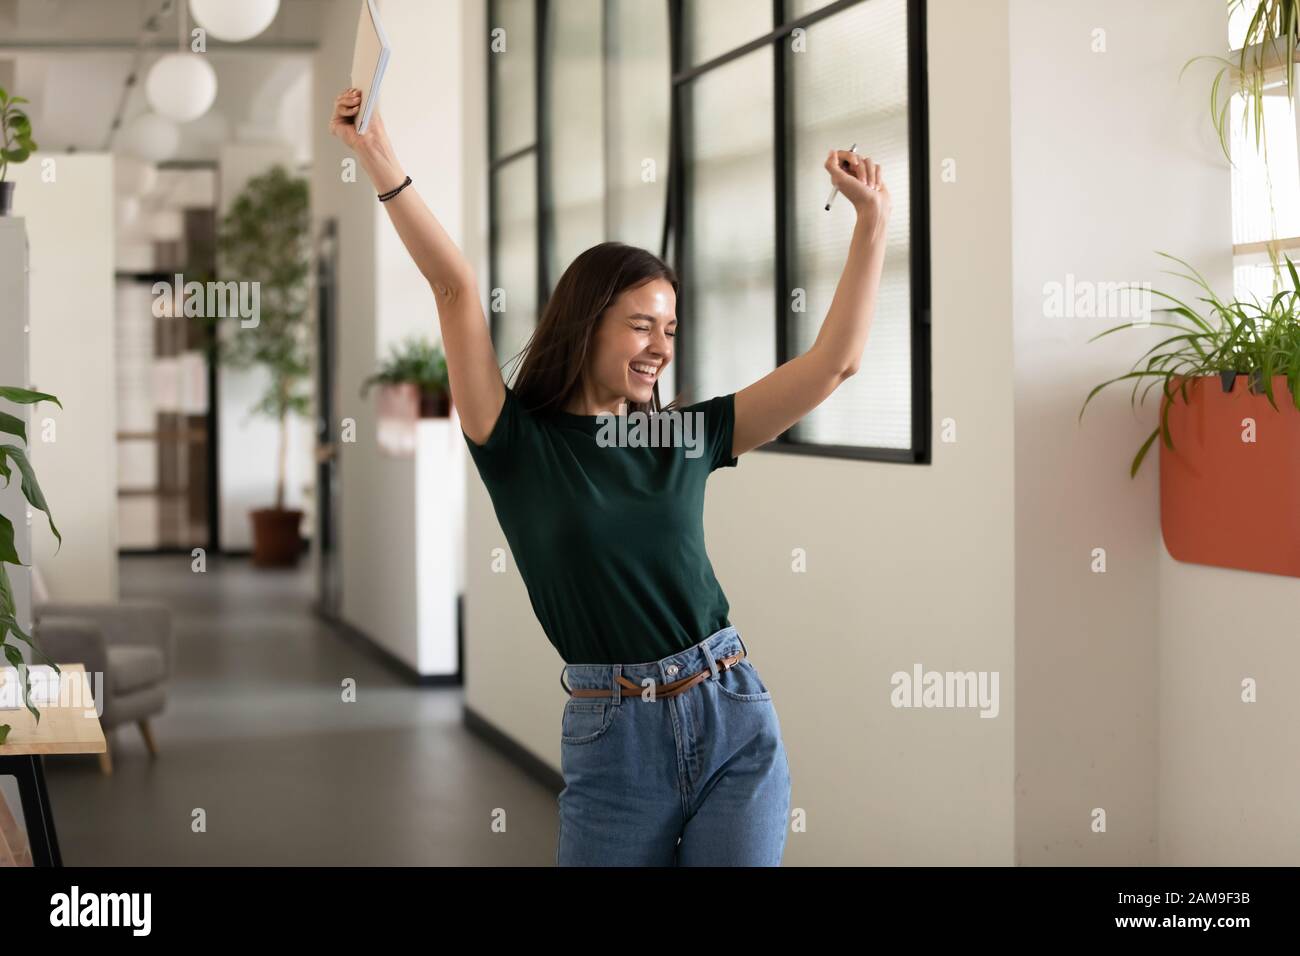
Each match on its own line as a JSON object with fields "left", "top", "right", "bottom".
{"left": 378, "top": 175, "right": 412, "bottom": 202}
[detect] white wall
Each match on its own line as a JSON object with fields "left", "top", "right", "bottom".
{"left": 370, "top": 0, "right": 462, "bottom": 353}
{"left": 1159, "top": 557, "right": 1300, "bottom": 864}
{"left": 314, "top": 0, "right": 389, "bottom": 643}
{"left": 416, "top": 418, "right": 466, "bottom": 675}
{"left": 1148, "top": 21, "right": 1300, "bottom": 862}
{"left": 9, "top": 155, "right": 117, "bottom": 602}
{"left": 1008, "top": 0, "right": 1246, "bottom": 866}
{"left": 463, "top": 0, "right": 1018, "bottom": 865}
{"left": 313, "top": 0, "right": 469, "bottom": 670}
{"left": 218, "top": 143, "right": 316, "bottom": 550}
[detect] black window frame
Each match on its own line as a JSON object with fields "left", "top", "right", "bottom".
{"left": 488, "top": 0, "right": 931, "bottom": 464}
{"left": 486, "top": 0, "right": 546, "bottom": 377}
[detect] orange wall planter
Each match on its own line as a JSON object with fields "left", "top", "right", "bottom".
{"left": 1160, "top": 373, "right": 1300, "bottom": 577}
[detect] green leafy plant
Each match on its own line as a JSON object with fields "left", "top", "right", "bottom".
{"left": 209, "top": 165, "right": 311, "bottom": 512}
{"left": 0, "top": 386, "right": 63, "bottom": 745}
{"left": 1184, "top": 2, "right": 1299, "bottom": 281}
{"left": 1185, "top": 0, "right": 1299, "bottom": 161}
{"left": 1079, "top": 252, "right": 1300, "bottom": 478}
{"left": 360, "top": 337, "right": 450, "bottom": 401}
{"left": 0, "top": 86, "right": 38, "bottom": 181}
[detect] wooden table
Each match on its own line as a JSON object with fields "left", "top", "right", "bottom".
{"left": 0, "top": 663, "right": 106, "bottom": 867}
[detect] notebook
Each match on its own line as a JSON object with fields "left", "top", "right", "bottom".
{"left": 349, "top": 0, "right": 391, "bottom": 134}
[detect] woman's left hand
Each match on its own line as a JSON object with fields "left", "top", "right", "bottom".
{"left": 825, "top": 149, "right": 891, "bottom": 227}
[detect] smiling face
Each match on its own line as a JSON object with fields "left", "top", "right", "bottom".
{"left": 573, "top": 278, "right": 677, "bottom": 414}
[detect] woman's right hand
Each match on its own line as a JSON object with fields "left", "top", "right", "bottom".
{"left": 330, "top": 87, "right": 403, "bottom": 190}
{"left": 329, "top": 87, "right": 363, "bottom": 150}
{"left": 330, "top": 87, "right": 392, "bottom": 153}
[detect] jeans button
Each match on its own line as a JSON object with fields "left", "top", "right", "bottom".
{"left": 666, "top": 664, "right": 679, "bottom": 676}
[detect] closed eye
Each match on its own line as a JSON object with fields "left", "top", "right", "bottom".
{"left": 636, "top": 325, "right": 676, "bottom": 338}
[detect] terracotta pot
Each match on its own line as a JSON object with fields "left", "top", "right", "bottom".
{"left": 376, "top": 383, "right": 418, "bottom": 456}
{"left": 376, "top": 382, "right": 419, "bottom": 419}
{"left": 419, "top": 388, "right": 451, "bottom": 418}
{"left": 250, "top": 508, "right": 304, "bottom": 567}
{"left": 1160, "top": 373, "right": 1300, "bottom": 577}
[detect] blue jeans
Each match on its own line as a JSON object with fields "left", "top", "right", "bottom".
{"left": 556, "top": 625, "right": 792, "bottom": 866}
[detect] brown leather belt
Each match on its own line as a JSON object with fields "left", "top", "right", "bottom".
{"left": 564, "top": 649, "right": 746, "bottom": 700}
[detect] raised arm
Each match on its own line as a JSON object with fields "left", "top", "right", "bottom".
{"left": 731, "top": 149, "right": 892, "bottom": 457}
{"left": 330, "top": 88, "right": 505, "bottom": 444}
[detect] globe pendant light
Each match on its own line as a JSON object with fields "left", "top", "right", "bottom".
{"left": 144, "top": 0, "right": 217, "bottom": 124}
{"left": 113, "top": 155, "right": 158, "bottom": 197}
{"left": 145, "top": 52, "right": 217, "bottom": 122}
{"left": 190, "top": 0, "right": 280, "bottom": 42}
{"left": 123, "top": 112, "right": 181, "bottom": 162}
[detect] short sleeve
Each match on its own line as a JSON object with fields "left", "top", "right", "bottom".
{"left": 707, "top": 393, "right": 738, "bottom": 472}
{"left": 463, "top": 385, "right": 525, "bottom": 482}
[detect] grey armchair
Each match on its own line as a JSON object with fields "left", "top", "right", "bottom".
{"left": 31, "top": 601, "right": 174, "bottom": 775}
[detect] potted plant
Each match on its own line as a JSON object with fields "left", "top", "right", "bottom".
{"left": 1080, "top": 251, "right": 1300, "bottom": 473}
{"left": 360, "top": 337, "right": 453, "bottom": 418}
{"left": 0, "top": 386, "right": 62, "bottom": 744}
{"left": 1079, "top": 253, "right": 1300, "bottom": 575}
{"left": 210, "top": 165, "right": 312, "bottom": 568}
{"left": 0, "top": 87, "right": 38, "bottom": 216}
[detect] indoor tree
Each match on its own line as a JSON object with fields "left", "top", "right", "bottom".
{"left": 211, "top": 165, "right": 312, "bottom": 565}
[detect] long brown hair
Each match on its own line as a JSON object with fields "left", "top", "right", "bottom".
{"left": 509, "top": 241, "right": 685, "bottom": 418}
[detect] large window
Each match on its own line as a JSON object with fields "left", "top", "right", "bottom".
{"left": 543, "top": 0, "right": 606, "bottom": 282}
{"left": 488, "top": 0, "right": 539, "bottom": 375}
{"left": 1228, "top": 1, "right": 1300, "bottom": 303}
{"left": 682, "top": 46, "right": 776, "bottom": 406}
{"left": 785, "top": 0, "right": 915, "bottom": 449}
{"left": 488, "top": 0, "right": 930, "bottom": 463}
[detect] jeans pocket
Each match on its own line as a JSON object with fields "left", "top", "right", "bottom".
{"left": 561, "top": 699, "right": 617, "bottom": 744}
{"left": 714, "top": 658, "right": 773, "bottom": 702}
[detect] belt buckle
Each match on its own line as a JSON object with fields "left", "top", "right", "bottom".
{"left": 719, "top": 648, "right": 743, "bottom": 672}
{"left": 705, "top": 648, "right": 741, "bottom": 685}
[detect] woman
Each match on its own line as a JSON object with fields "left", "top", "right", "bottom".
{"left": 330, "top": 87, "right": 891, "bottom": 866}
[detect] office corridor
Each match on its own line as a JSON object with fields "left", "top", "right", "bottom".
{"left": 42, "top": 555, "right": 557, "bottom": 865}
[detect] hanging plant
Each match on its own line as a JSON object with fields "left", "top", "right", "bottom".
{"left": 1183, "top": 2, "right": 1300, "bottom": 282}
{"left": 1187, "top": 0, "right": 1300, "bottom": 161}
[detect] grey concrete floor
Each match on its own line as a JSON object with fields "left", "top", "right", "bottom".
{"left": 42, "top": 554, "right": 558, "bottom": 865}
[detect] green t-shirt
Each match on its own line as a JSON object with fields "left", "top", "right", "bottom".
{"left": 463, "top": 385, "right": 739, "bottom": 664}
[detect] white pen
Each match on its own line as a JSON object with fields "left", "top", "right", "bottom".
{"left": 824, "top": 142, "right": 858, "bottom": 211}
